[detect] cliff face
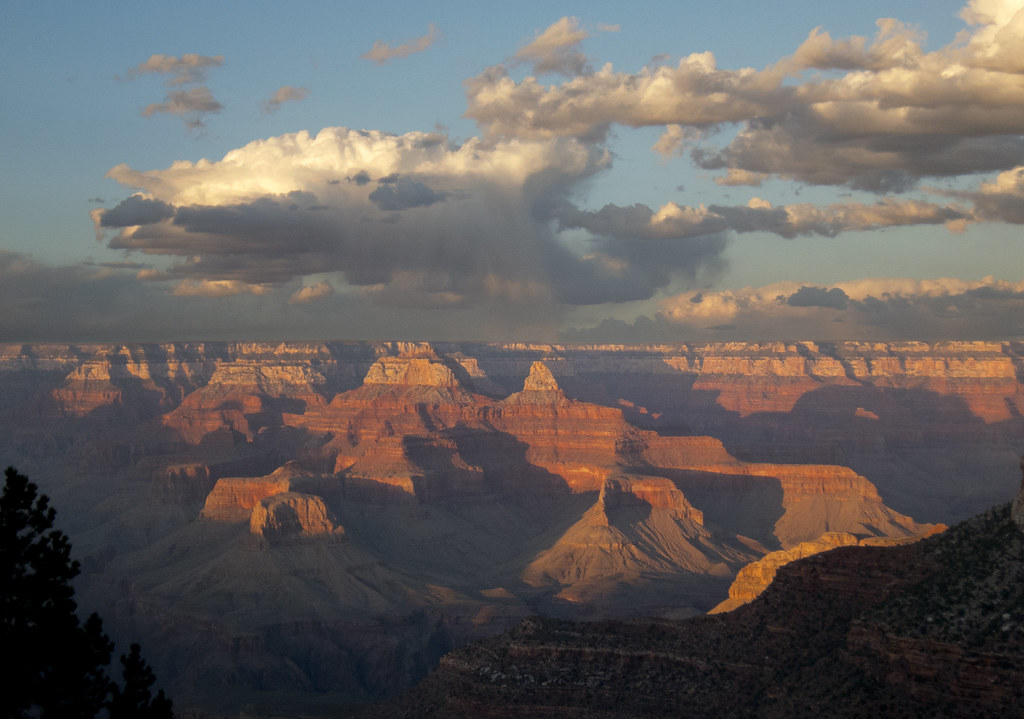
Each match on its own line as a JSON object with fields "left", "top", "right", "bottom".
{"left": 0, "top": 340, "right": 1015, "bottom": 715}
{"left": 372, "top": 502, "right": 1024, "bottom": 719}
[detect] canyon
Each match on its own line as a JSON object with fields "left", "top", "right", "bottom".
{"left": 0, "top": 340, "right": 1020, "bottom": 716}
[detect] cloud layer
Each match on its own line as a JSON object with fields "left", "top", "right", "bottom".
{"left": 75, "top": 3, "right": 1024, "bottom": 343}
{"left": 467, "top": 3, "right": 1024, "bottom": 195}
{"left": 95, "top": 127, "right": 730, "bottom": 328}
{"left": 566, "top": 276, "right": 1024, "bottom": 342}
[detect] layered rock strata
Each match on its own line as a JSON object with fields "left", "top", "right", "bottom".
{"left": 0, "top": 340, "right": 1014, "bottom": 715}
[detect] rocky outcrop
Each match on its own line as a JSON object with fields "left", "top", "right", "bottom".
{"left": 249, "top": 492, "right": 343, "bottom": 542}
{"left": 708, "top": 529, "right": 938, "bottom": 614}
{"left": 4, "top": 340, "right": 1019, "bottom": 716}
{"left": 371, "top": 502, "right": 1024, "bottom": 719}
{"left": 521, "top": 361, "right": 559, "bottom": 392}
{"left": 199, "top": 462, "right": 312, "bottom": 521}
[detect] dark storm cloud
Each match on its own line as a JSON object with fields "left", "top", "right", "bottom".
{"left": 99, "top": 195, "right": 175, "bottom": 228}
{"left": 347, "top": 170, "right": 372, "bottom": 186}
{"left": 786, "top": 285, "right": 850, "bottom": 309}
{"left": 368, "top": 177, "right": 448, "bottom": 211}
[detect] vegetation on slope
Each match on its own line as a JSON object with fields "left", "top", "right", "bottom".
{"left": 366, "top": 502, "right": 1024, "bottom": 718}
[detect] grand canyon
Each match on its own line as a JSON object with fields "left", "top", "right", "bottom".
{"left": 2, "top": 340, "right": 1022, "bottom": 716}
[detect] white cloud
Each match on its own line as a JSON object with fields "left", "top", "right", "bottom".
{"left": 465, "top": 4, "right": 1024, "bottom": 191}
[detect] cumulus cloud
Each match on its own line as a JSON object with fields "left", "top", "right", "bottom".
{"left": 362, "top": 24, "right": 439, "bottom": 64}
{"left": 465, "top": 5, "right": 1024, "bottom": 192}
{"left": 958, "top": 164, "right": 1024, "bottom": 223}
{"left": 368, "top": 176, "right": 448, "bottom": 211}
{"left": 79, "top": 5, "right": 1024, "bottom": 342}
{"left": 95, "top": 126, "right": 729, "bottom": 325}
{"left": 261, "top": 85, "right": 309, "bottom": 115}
{"left": 96, "top": 195, "right": 175, "bottom": 228}
{"left": 513, "top": 17, "right": 590, "bottom": 76}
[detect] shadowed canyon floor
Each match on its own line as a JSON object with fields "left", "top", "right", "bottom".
{"left": 0, "top": 340, "right": 1020, "bottom": 715}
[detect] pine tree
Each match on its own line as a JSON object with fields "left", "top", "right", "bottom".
{"left": 0, "top": 466, "right": 172, "bottom": 718}
{"left": 108, "top": 643, "right": 174, "bottom": 719}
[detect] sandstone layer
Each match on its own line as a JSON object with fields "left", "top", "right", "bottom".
{"left": 0, "top": 340, "right": 1016, "bottom": 715}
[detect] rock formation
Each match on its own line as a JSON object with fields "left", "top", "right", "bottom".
{"left": 249, "top": 492, "right": 343, "bottom": 542}
{"left": 369, "top": 499, "right": 1024, "bottom": 719}
{"left": 708, "top": 529, "right": 941, "bottom": 614}
{"left": 0, "top": 340, "right": 1017, "bottom": 715}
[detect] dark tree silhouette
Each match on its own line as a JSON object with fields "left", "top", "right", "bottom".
{"left": 109, "top": 644, "right": 174, "bottom": 719}
{"left": 0, "top": 466, "right": 172, "bottom": 718}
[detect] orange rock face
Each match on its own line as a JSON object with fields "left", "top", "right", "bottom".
{"left": 249, "top": 492, "right": 343, "bottom": 541}
{"left": 200, "top": 462, "right": 312, "bottom": 521}
{"left": 4, "top": 340, "right": 1016, "bottom": 713}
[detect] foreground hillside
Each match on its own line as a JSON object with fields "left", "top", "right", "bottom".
{"left": 372, "top": 497, "right": 1024, "bottom": 718}
{"left": 0, "top": 340, "right": 1017, "bottom": 714}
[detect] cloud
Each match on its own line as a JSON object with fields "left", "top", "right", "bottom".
{"left": 565, "top": 275, "right": 1024, "bottom": 342}
{"left": 464, "top": 6, "right": 1024, "bottom": 192}
{"left": 95, "top": 195, "right": 175, "bottom": 228}
{"left": 555, "top": 196, "right": 967, "bottom": 241}
{"left": 124, "top": 53, "right": 225, "bottom": 131}
{"left": 290, "top": 281, "right": 334, "bottom": 304}
{"left": 958, "top": 164, "right": 1024, "bottom": 223}
{"left": 574, "top": 276, "right": 1024, "bottom": 341}
{"left": 142, "top": 87, "right": 224, "bottom": 123}
{"left": 122, "top": 53, "right": 224, "bottom": 85}
{"left": 513, "top": 17, "right": 590, "bottom": 76}
{"left": 786, "top": 285, "right": 850, "bottom": 309}
{"left": 368, "top": 176, "right": 448, "bottom": 211}
{"left": 172, "top": 279, "right": 269, "bottom": 297}
{"left": 96, "top": 126, "right": 728, "bottom": 320}
{"left": 362, "top": 24, "right": 439, "bottom": 64}
{"left": 261, "top": 85, "right": 309, "bottom": 115}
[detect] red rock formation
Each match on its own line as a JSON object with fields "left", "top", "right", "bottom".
{"left": 249, "top": 492, "right": 343, "bottom": 541}
{"left": 200, "top": 462, "right": 312, "bottom": 521}
{"left": 710, "top": 532, "right": 858, "bottom": 613}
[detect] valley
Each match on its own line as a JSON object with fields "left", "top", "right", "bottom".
{"left": 0, "top": 340, "right": 1020, "bottom": 715}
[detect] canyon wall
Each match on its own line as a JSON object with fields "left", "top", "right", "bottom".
{"left": 0, "top": 340, "right": 1018, "bottom": 715}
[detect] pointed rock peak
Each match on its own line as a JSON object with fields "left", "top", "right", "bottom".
{"left": 363, "top": 356, "right": 461, "bottom": 388}
{"left": 523, "top": 361, "right": 560, "bottom": 392}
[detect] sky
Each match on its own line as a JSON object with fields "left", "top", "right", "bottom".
{"left": 2, "top": 0, "right": 1023, "bottom": 343}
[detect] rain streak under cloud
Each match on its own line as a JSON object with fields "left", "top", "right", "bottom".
{"left": 5, "top": 0, "right": 1024, "bottom": 341}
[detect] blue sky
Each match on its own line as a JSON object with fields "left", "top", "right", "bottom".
{"left": 1, "top": 0, "right": 1022, "bottom": 342}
